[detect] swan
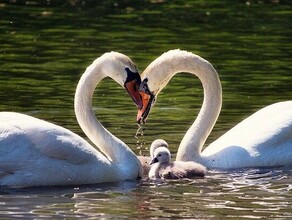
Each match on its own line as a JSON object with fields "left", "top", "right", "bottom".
{"left": 137, "top": 49, "right": 292, "bottom": 169}
{"left": 0, "top": 52, "right": 144, "bottom": 188}
{"left": 137, "top": 139, "right": 168, "bottom": 177}
{"left": 149, "top": 144, "right": 206, "bottom": 180}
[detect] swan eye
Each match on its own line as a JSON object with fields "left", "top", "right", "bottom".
{"left": 158, "top": 154, "right": 161, "bottom": 157}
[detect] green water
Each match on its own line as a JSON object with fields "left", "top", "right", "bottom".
{"left": 0, "top": 1, "right": 291, "bottom": 219}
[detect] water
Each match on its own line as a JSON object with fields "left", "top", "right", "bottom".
{"left": 1, "top": 169, "right": 292, "bottom": 219}
{"left": 0, "top": 0, "right": 291, "bottom": 218}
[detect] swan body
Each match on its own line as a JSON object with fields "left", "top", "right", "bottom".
{"left": 0, "top": 52, "right": 143, "bottom": 188}
{"left": 138, "top": 139, "right": 168, "bottom": 177}
{"left": 0, "top": 113, "right": 118, "bottom": 186}
{"left": 137, "top": 49, "right": 292, "bottom": 169}
{"left": 149, "top": 145, "right": 206, "bottom": 180}
{"left": 201, "top": 101, "right": 292, "bottom": 168}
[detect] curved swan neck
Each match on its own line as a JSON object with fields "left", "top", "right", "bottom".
{"left": 74, "top": 56, "right": 139, "bottom": 170}
{"left": 74, "top": 59, "right": 107, "bottom": 155}
{"left": 143, "top": 50, "right": 222, "bottom": 162}
{"left": 177, "top": 69, "right": 222, "bottom": 162}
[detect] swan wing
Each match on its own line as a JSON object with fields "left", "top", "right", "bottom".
{"left": 0, "top": 112, "right": 107, "bottom": 163}
{"left": 0, "top": 112, "right": 112, "bottom": 187}
{"left": 202, "top": 101, "right": 292, "bottom": 168}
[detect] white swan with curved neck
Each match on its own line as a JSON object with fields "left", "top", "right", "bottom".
{"left": 0, "top": 52, "right": 143, "bottom": 188}
{"left": 137, "top": 49, "right": 292, "bottom": 169}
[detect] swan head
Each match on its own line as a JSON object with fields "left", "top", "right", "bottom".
{"left": 150, "top": 147, "right": 171, "bottom": 165}
{"left": 150, "top": 139, "right": 169, "bottom": 158}
{"left": 136, "top": 49, "right": 186, "bottom": 123}
{"left": 100, "top": 52, "right": 143, "bottom": 109}
{"left": 136, "top": 49, "right": 219, "bottom": 124}
{"left": 136, "top": 78, "right": 156, "bottom": 123}
{"left": 124, "top": 67, "right": 143, "bottom": 109}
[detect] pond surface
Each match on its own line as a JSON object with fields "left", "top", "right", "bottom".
{"left": 0, "top": 0, "right": 291, "bottom": 219}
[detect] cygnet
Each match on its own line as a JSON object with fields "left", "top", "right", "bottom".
{"left": 138, "top": 139, "right": 168, "bottom": 177}
{"left": 149, "top": 147, "right": 206, "bottom": 180}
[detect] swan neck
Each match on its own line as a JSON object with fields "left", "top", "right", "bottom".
{"left": 74, "top": 59, "right": 141, "bottom": 177}
{"left": 74, "top": 61, "right": 109, "bottom": 156}
{"left": 143, "top": 50, "right": 221, "bottom": 163}
{"left": 176, "top": 55, "right": 222, "bottom": 162}
{"left": 177, "top": 73, "right": 222, "bottom": 162}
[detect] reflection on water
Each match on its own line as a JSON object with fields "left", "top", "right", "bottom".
{"left": 0, "top": 0, "right": 291, "bottom": 219}
{"left": 1, "top": 169, "right": 291, "bottom": 219}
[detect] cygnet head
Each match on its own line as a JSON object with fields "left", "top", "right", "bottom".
{"left": 150, "top": 139, "right": 169, "bottom": 159}
{"left": 150, "top": 147, "right": 171, "bottom": 165}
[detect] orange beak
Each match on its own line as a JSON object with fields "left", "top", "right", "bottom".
{"left": 136, "top": 90, "right": 153, "bottom": 124}
{"left": 125, "top": 80, "right": 143, "bottom": 109}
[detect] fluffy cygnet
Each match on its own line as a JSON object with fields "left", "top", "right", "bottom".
{"left": 149, "top": 147, "right": 206, "bottom": 180}
{"left": 138, "top": 139, "right": 168, "bottom": 177}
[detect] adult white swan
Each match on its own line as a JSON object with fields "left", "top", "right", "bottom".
{"left": 137, "top": 49, "right": 292, "bottom": 169}
{"left": 0, "top": 52, "right": 143, "bottom": 188}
